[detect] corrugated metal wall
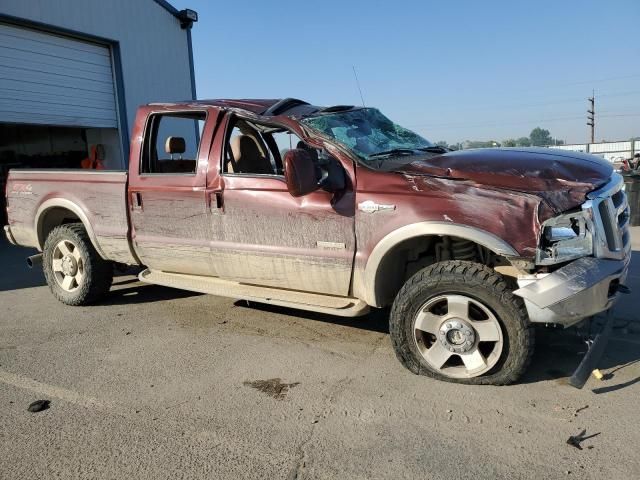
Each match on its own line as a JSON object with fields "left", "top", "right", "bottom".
{"left": 548, "top": 140, "right": 638, "bottom": 163}
{"left": 589, "top": 141, "right": 632, "bottom": 153}
{"left": 3, "top": 0, "right": 194, "bottom": 165}
{"left": 0, "top": 22, "right": 117, "bottom": 128}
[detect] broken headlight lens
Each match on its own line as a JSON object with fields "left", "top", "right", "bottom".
{"left": 537, "top": 211, "right": 593, "bottom": 265}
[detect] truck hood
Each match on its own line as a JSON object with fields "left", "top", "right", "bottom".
{"left": 397, "top": 147, "right": 613, "bottom": 213}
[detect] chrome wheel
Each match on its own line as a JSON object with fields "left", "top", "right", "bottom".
{"left": 412, "top": 294, "right": 503, "bottom": 379}
{"left": 51, "top": 240, "right": 84, "bottom": 292}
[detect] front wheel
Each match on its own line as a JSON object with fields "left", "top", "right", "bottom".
{"left": 42, "top": 223, "right": 113, "bottom": 306}
{"left": 389, "top": 261, "right": 534, "bottom": 385}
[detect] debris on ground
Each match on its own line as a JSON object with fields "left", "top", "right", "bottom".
{"left": 243, "top": 378, "right": 300, "bottom": 400}
{"left": 27, "top": 400, "right": 50, "bottom": 413}
{"left": 566, "top": 429, "right": 601, "bottom": 450}
{"left": 592, "top": 369, "right": 604, "bottom": 380}
{"left": 573, "top": 405, "right": 589, "bottom": 417}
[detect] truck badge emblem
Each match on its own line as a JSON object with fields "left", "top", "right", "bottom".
{"left": 316, "top": 241, "right": 346, "bottom": 250}
{"left": 358, "top": 200, "right": 396, "bottom": 213}
{"left": 11, "top": 183, "right": 33, "bottom": 195}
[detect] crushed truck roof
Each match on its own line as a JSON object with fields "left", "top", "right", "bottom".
{"left": 147, "top": 98, "right": 357, "bottom": 118}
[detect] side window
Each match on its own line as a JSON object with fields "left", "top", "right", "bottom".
{"left": 269, "top": 130, "right": 304, "bottom": 168}
{"left": 223, "top": 118, "right": 317, "bottom": 177}
{"left": 221, "top": 117, "right": 345, "bottom": 192}
{"left": 141, "top": 112, "right": 205, "bottom": 174}
{"left": 223, "top": 119, "right": 276, "bottom": 175}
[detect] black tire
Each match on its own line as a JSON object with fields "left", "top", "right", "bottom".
{"left": 42, "top": 223, "right": 113, "bottom": 306}
{"left": 389, "top": 260, "right": 534, "bottom": 385}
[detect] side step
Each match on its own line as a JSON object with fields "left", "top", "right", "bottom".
{"left": 138, "top": 269, "right": 370, "bottom": 317}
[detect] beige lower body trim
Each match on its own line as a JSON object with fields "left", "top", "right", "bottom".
{"left": 139, "top": 269, "right": 370, "bottom": 317}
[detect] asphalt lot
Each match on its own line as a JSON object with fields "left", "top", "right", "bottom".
{"left": 1, "top": 231, "right": 639, "bottom": 480}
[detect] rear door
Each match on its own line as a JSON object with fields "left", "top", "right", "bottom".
{"left": 207, "top": 114, "right": 356, "bottom": 296}
{"left": 128, "top": 108, "right": 218, "bottom": 275}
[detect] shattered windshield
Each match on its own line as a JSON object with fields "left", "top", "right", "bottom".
{"left": 301, "top": 108, "right": 433, "bottom": 163}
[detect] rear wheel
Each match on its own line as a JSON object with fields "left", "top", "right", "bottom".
{"left": 390, "top": 261, "right": 534, "bottom": 385}
{"left": 43, "top": 223, "right": 113, "bottom": 305}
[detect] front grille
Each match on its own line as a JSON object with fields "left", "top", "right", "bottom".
{"left": 586, "top": 173, "right": 631, "bottom": 260}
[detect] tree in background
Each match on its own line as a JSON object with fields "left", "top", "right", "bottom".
{"left": 529, "top": 127, "right": 553, "bottom": 146}
{"left": 502, "top": 132, "right": 564, "bottom": 147}
{"left": 527, "top": 128, "right": 564, "bottom": 146}
{"left": 434, "top": 141, "right": 462, "bottom": 151}
{"left": 448, "top": 128, "right": 565, "bottom": 150}
{"left": 463, "top": 140, "right": 501, "bottom": 149}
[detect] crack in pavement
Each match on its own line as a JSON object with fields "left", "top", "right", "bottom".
{"left": 287, "top": 377, "right": 354, "bottom": 479}
{"left": 287, "top": 422, "right": 315, "bottom": 480}
{"left": 0, "top": 368, "right": 110, "bottom": 409}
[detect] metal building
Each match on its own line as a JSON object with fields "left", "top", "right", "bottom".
{"left": 548, "top": 140, "right": 640, "bottom": 164}
{"left": 0, "top": 0, "right": 197, "bottom": 174}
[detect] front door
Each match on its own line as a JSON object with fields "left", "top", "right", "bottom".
{"left": 129, "top": 108, "right": 217, "bottom": 276}
{"left": 208, "top": 114, "right": 356, "bottom": 296}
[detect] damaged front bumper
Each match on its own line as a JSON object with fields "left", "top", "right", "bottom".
{"left": 514, "top": 255, "right": 630, "bottom": 328}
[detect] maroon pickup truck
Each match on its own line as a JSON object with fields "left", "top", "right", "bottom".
{"left": 4, "top": 98, "right": 632, "bottom": 385}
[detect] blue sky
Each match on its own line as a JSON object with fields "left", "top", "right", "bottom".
{"left": 171, "top": 0, "right": 640, "bottom": 145}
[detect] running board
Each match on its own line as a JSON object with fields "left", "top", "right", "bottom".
{"left": 138, "top": 269, "right": 370, "bottom": 317}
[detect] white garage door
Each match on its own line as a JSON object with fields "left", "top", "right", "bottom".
{"left": 0, "top": 22, "right": 118, "bottom": 128}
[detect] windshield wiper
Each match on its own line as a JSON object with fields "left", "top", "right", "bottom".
{"left": 415, "top": 146, "right": 449, "bottom": 153}
{"left": 367, "top": 148, "right": 419, "bottom": 159}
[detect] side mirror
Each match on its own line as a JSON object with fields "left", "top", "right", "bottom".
{"left": 284, "top": 149, "right": 319, "bottom": 197}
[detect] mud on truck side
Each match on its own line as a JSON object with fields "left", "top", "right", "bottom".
{"left": 4, "top": 98, "right": 632, "bottom": 386}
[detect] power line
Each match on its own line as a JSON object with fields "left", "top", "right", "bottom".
{"left": 598, "top": 113, "right": 640, "bottom": 118}
{"left": 404, "top": 89, "right": 640, "bottom": 120}
{"left": 352, "top": 65, "right": 366, "bottom": 107}
{"left": 413, "top": 112, "right": 640, "bottom": 132}
{"left": 480, "top": 73, "right": 640, "bottom": 98}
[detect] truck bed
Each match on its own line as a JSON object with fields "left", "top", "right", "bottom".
{"left": 5, "top": 169, "right": 136, "bottom": 265}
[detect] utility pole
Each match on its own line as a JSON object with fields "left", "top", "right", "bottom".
{"left": 587, "top": 91, "right": 595, "bottom": 143}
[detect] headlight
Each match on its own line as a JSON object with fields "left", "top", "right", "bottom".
{"left": 536, "top": 210, "right": 593, "bottom": 265}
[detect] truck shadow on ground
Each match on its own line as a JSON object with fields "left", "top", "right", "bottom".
{"left": 232, "top": 300, "right": 391, "bottom": 334}
{"left": 521, "top": 324, "right": 640, "bottom": 392}
{"left": 0, "top": 243, "right": 46, "bottom": 292}
{"left": 101, "top": 278, "right": 203, "bottom": 305}
{"left": 0, "top": 269, "right": 45, "bottom": 292}
{"left": 234, "top": 301, "right": 640, "bottom": 390}
{"left": 18, "top": 255, "right": 631, "bottom": 392}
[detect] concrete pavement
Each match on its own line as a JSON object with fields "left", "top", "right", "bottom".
{"left": 1, "top": 231, "right": 639, "bottom": 479}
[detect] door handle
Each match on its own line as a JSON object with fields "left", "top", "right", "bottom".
{"left": 208, "top": 191, "right": 224, "bottom": 212}
{"left": 131, "top": 191, "right": 143, "bottom": 210}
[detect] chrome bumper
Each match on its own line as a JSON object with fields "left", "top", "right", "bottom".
{"left": 514, "top": 255, "right": 631, "bottom": 327}
{"left": 4, "top": 225, "right": 17, "bottom": 245}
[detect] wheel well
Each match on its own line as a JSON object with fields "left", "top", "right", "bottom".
{"left": 38, "top": 207, "right": 82, "bottom": 247}
{"left": 372, "top": 235, "right": 514, "bottom": 307}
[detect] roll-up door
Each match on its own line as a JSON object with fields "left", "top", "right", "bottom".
{"left": 0, "top": 22, "right": 117, "bottom": 128}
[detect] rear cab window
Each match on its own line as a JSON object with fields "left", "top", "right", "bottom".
{"left": 141, "top": 112, "right": 206, "bottom": 175}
